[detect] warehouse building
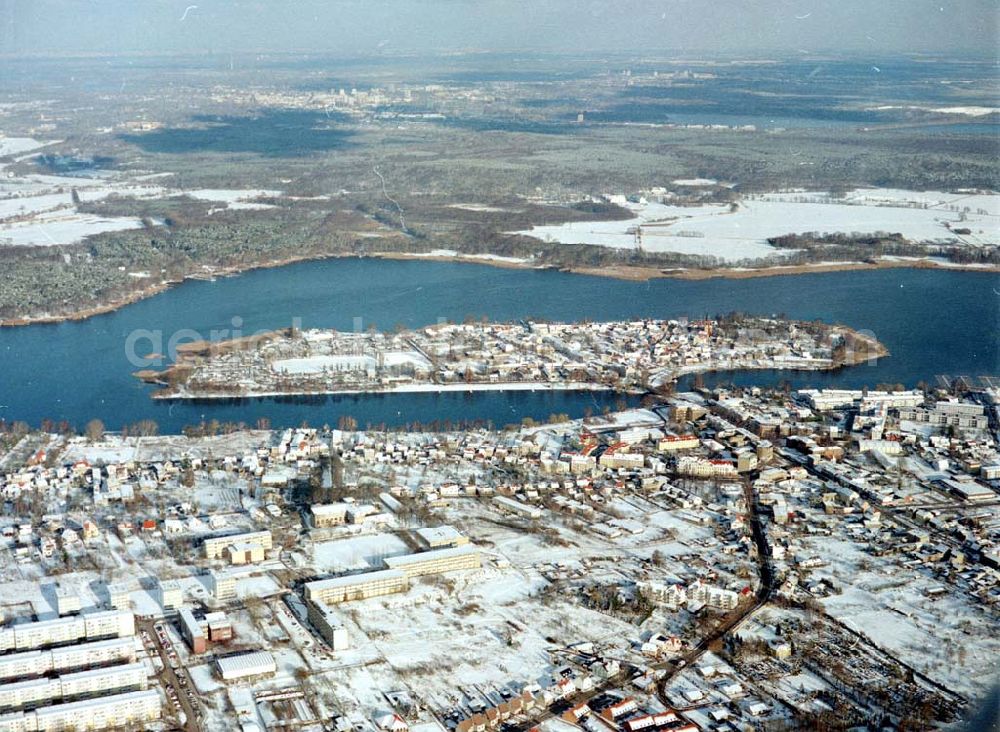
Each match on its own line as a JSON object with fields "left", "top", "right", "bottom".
{"left": 493, "top": 495, "right": 543, "bottom": 519}
{"left": 216, "top": 651, "right": 276, "bottom": 682}
{"left": 203, "top": 530, "right": 272, "bottom": 560}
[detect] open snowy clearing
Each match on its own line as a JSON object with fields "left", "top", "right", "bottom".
{"left": 516, "top": 188, "right": 998, "bottom": 262}
{"left": 0, "top": 209, "right": 151, "bottom": 247}
{"left": 311, "top": 533, "right": 411, "bottom": 573}
{"left": 183, "top": 188, "right": 282, "bottom": 203}
{"left": 0, "top": 136, "right": 55, "bottom": 158}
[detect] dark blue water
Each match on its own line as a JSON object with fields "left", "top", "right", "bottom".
{"left": 1, "top": 259, "right": 996, "bottom": 432}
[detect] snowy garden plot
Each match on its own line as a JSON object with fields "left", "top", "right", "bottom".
{"left": 61, "top": 432, "right": 271, "bottom": 464}
{"left": 803, "top": 535, "right": 1000, "bottom": 699}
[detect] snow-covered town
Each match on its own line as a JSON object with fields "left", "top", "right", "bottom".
{"left": 141, "top": 317, "right": 884, "bottom": 400}
{"left": 0, "top": 379, "right": 997, "bottom": 731}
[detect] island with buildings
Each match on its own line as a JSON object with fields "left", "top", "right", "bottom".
{"left": 137, "top": 317, "right": 886, "bottom": 401}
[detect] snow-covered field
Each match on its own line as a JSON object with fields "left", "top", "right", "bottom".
{"left": 515, "top": 188, "right": 999, "bottom": 262}
{"left": 184, "top": 188, "right": 283, "bottom": 212}
{"left": 183, "top": 188, "right": 282, "bottom": 203}
{"left": 311, "top": 533, "right": 410, "bottom": 573}
{"left": 0, "top": 136, "right": 55, "bottom": 157}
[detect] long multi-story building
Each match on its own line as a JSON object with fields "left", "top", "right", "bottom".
{"left": 0, "top": 688, "right": 160, "bottom": 732}
{"left": 0, "top": 612, "right": 134, "bottom": 655}
{"left": 414, "top": 526, "right": 468, "bottom": 550}
{"left": 799, "top": 388, "right": 923, "bottom": 412}
{"left": 305, "top": 570, "right": 409, "bottom": 606}
{"left": 0, "top": 662, "right": 146, "bottom": 713}
{"left": 304, "top": 545, "right": 481, "bottom": 618}
{"left": 0, "top": 638, "right": 136, "bottom": 683}
{"left": 384, "top": 546, "right": 481, "bottom": 578}
{"left": 178, "top": 610, "right": 206, "bottom": 654}
{"left": 203, "top": 530, "right": 273, "bottom": 560}
{"left": 658, "top": 435, "right": 700, "bottom": 452}
{"left": 898, "top": 402, "right": 988, "bottom": 431}
{"left": 676, "top": 456, "right": 738, "bottom": 479}
{"left": 304, "top": 600, "right": 350, "bottom": 651}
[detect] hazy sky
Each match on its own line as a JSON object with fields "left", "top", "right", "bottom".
{"left": 2, "top": 0, "right": 997, "bottom": 58}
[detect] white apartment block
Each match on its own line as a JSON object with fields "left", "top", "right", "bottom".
{"left": 799, "top": 388, "right": 923, "bottom": 411}
{"left": 156, "top": 580, "right": 183, "bottom": 611}
{"left": 53, "top": 588, "right": 80, "bottom": 618}
{"left": 208, "top": 570, "right": 237, "bottom": 601}
{"left": 104, "top": 584, "right": 130, "bottom": 612}
{"left": 898, "top": 402, "right": 989, "bottom": 431}
{"left": 658, "top": 435, "right": 700, "bottom": 452}
{"left": 689, "top": 581, "right": 740, "bottom": 610}
{"left": 203, "top": 530, "right": 272, "bottom": 560}
{"left": 305, "top": 600, "right": 350, "bottom": 651}
{"left": 0, "top": 689, "right": 159, "bottom": 732}
{"left": 0, "top": 662, "right": 146, "bottom": 713}
{"left": 0, "top": 638, "right": 136, "bottom": 683}
{"left": 0, "top": 612, "right": 134, "bottom": 654}
{"left": 599, "top": 451, "right": 646, "bottom": 470}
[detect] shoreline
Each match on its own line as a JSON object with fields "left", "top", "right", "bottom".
{"left": 151, "top": 381, "right": 623, "bottom": 401}
{"left": 149, "top": 354, "right": 883, "bottom": 402}
{"left": 2, "top": 251, "right": 996, "bottom": 328}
